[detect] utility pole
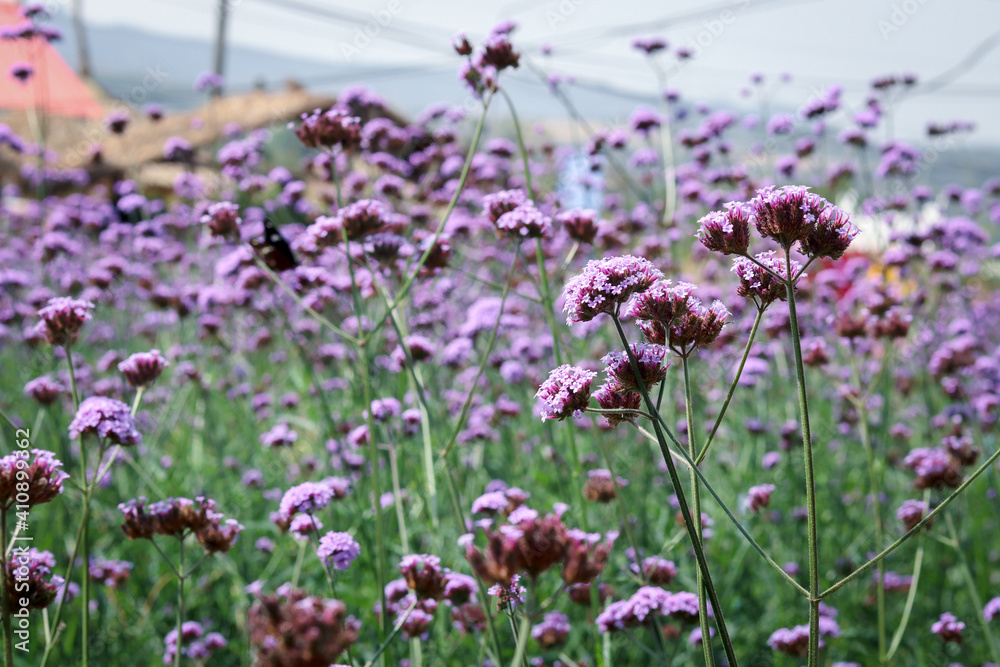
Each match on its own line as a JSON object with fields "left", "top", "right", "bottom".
{"left": 212, "top": 0, "right": 229, "bottom": 97}
{"left": 72, "top": 0, "right": 91, "bottom": 78}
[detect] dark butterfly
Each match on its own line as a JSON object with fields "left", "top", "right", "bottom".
{"left": 250, "top": 217, "right": 298, "bottom": 271}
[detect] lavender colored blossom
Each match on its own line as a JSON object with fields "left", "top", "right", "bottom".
{"left": 118, "top": 349, "right": 168, "bottom": 388}
{"left": 278, "top": 482, "right": 334, "bottom": 521}
{"left": 563, "top": 256, "right": 663, "bottom": 324}
{"left": 69, "top": 397, "right": 142, "bottom": 446}
{"left": 984, "top": 597, "right": 1000, "bottom": 623}
{"left": 531, "top": 610, "right": 571, "bottom": 647}
{"left": 36, "top": 297, "right": 94, "bottom": 347}
{"left": 535, "top": 365, "right": 597, "bottom": 421}
{"left": 0, "top": 449, "right": 68, "bottom": 508}
{"left": 747, "top": 483, "right": 775, "bottom": 512}
{"left": 931, "top": 612, "right": 965, "bottom": 643}
{"left": 317, "top": 531, "right": 361, "bottom": 571}
{"left": 696, "top": 205, "right": 751, "bottom": 255}
{"left": 601, "top": 343, "right": 670, "bottom": 392}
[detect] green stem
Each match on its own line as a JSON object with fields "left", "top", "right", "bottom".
{"left": 783, "top": 253, "right": 821, "bottom": 667}
{"left": 1, "top": 510, "right": 12, "bottom": 667}
{"left": 945, "top": 513, "right": 1000, "bottom": 663}
{"left": 885, "top": 492, "right": 927, "bottom": 662}
{"left": 364, "top": 599, "right": 419, "bottom": 667}
{"left": 853, "top": 358, "right": 886, "bottom": 660}
{"left": 39, "top": 493, "right": 89, "bottom": 666}
{"left": 682, "top": 356, "right": 714, "bottom": 667}
{"left": 65, "top": 347, "right": 92, "bottom": 667}
{"left": 174, "top": 538, "right": 185, "bottom": 667}
{"left": 386, "top": 443, "right": 410, "bottom": 552}
{"left": 611, "top": 315, "right": 739, "bottom": 667}
{"left": 821, "top": 442, "right": 1000, "bottom": 597}
{"left": 696, "top": 306, "right": 764, "bottom": 465}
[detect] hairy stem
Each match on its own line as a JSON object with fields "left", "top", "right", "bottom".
{"left": 683, "top": 356, "right": 714, "bottom": 667}
{"left": 611, "top": 315, "right": 739, "bottom": 667}
{"left": 783, "top": 253, "right": 821, "bottom": 667}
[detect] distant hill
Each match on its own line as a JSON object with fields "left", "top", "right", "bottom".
{"left": 44, "top": 18, "right": 999, "bottom": 190}
{"left": 48, "top": 16, "right": 651, "bottom": 121}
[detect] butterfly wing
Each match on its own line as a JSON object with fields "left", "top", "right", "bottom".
{"left": 250, "top": 218, "right": 298, "bottom": 271}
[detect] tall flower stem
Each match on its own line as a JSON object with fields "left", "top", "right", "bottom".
{"left": 611, "top": 315, "right": 739, "bottom": 667}
{"left": 682, "top": 355, "right": 714, "bottom": 667}
{"left": 945, "top": 513, "right": 1000, "bottom": 663}
{"left": 851, "top": 357, "right": 886, "bottom": 659}
{"left": 62, "top": 346, "right": 92, "bottom": 667}
{"left": 1, "top": 509, "right": 12, "bottom": 667}
{"left": 885, "top": 491, "right": 929, "bottom": 662}
{"left": 821, "top": 442, "right": 1000, "bottom": 597}
{"left": 174, "top": 538, "right": 185, "bottom": 667}
{"left": 696, "top": 306, "right": 765, "bottom": 465}
{"left": 783, "top": 252, "right": 820, "bottom": 667}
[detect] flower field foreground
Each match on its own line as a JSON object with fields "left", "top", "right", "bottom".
{"left": 2, "top": 13, "right": 1000, "bottom": 667}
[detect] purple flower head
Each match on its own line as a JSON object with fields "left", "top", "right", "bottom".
{"left": 88, "top": 558, "right": 133, "bottom": 588}
{"left": 557, "top": 209, "right": 600, "bottom": 244}
{"left": 596, "top": 587, "right": 698, "bottom": 633}
{"left": 732, "top": 251, "right": 801, "bottom": 307}
{"left": 9, "top": 61, "right": 32, "bottom": 83}
{"left": 4, "top": 548, "right": 59, "bottom": 612}
{"left": 24, "top": 376, "right": 65, "bottom": 406}
{"left": 339, "top": 199, "right": 389, "bottom": 242}
{"left": 896, "top": 499, "right": 933, "bottom": 530}
{"left": 626, "top": 280, "right": 695, "bottom": 332}
{"left": 478, "top": 32, "right": 520, "bottom": 71}
{"left": 118, "top": 349, "right": 168, "bottom": 388}
{"left": 104, "top": 110, "right": 130, "bottom": 134}
{"left": 592, "top": 383, "right": 642, "bottom": 427}
{"left": 903, "top": 448, "right": 962, "bottom": 490}
{"left": 931, "top": 612, "right": 965, "bottom": 643}
{"left": 69, "top": 397, "right": 142, "bottom": 446}
{"left": 563, "top": 256, "right": 663, "bottom": 324}
{"left": 399, "top": 554, "right": 447, "bottom": 599}
{"left": 259, "top": 423, "right": 297, "bottom": 448}
{"left": 767, "top": 624, "right": 816, "bottom": 655}
{"left": 487, "top": 574, "right": 526, "bottom": 612}
{"left": 193, "top": 71, "right": 223, "bottom": 93}
{"left": 532, "top": 610, "right": 571, "bottom": 648}
{"left": 535, "top": 365, "right": 597, "bottom": 421}
{"left": 984, "top": 597, "right": 1000, "bottom": 623}
{"left": 799, "top": 205, "right": 860, "bottom": 260}
{"left": 293, "top": 107, "right": 362, "bottom": 150}
{"left": 601, "top": 343, "right": 670, "bottom": 393}
{"left": 317, "top": 531, "right": 361, "bottom": 571}
{"left": 630, "top": 106, "right": 662, "bottom": 135}
{"left": 452, "top": 31, "right": 472, "bottom": 55}
{"left": 696, "top": 205, "right": 751, "bottom": 255}
{"left": 163, "top": 136, "right": 193, "bottom": 162}
{"left": 632, "top": 37, "right": 668, "bottom": 54}
{"left": 289, "top": 514, "right": 323, "bottom": 539}
{"left": 36, "top": 297, "right": 94, "bottom": 347}
{"left": 200, "top": 201, "right": 241, "bottom": 238}
{"left": 747, "top": 483, "right": 775, "bottom": 512}
{"left": 0, "top": 449, "right": 68, "bottom": 509}
{"left": 482, "top": 189, "right": 528, "bottom": 223}
{"left": 495, "top": 204, "right": 552, "bottom": 240}
{"left": 247, "top": 588, "right": 359, "bottom": 664}
{"left": 278, "top": 482, "right": 334, "bottom": 521}
{"left": 748, "top": 185, "right": 828, "bottom": 248}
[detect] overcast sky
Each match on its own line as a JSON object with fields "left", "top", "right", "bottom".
{"left": 63, "top": 0, "right": 1000, "bottom": 143}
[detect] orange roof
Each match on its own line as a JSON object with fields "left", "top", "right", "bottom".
{"left": 0, "top": 4, "right": 104, "bottom": 118}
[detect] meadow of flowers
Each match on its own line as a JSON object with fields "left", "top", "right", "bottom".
{"left": 3, "top": 10, "right": 1000, "bottom": 667}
